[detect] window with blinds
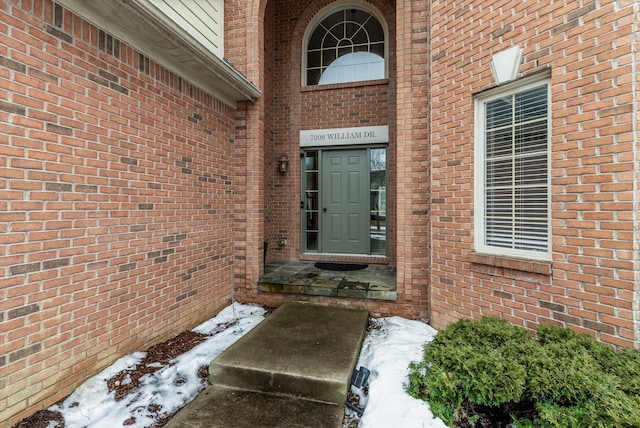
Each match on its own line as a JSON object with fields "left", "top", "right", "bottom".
{"left": 475, "top": 79, "right": 551, "bottom": 260}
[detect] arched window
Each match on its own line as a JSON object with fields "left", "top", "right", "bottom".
{"left": 305, "top": 6, "right": 386, "bottom": 86}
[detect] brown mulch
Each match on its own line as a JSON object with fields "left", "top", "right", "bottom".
{"left": 347, "top": 390, "right": 362, "bottom": 408}
{"left": 106, "top": 330, "right": 212, "bottom": 400}
{"left": 12, "top": 318, "right": 240, "bottom": 428}
{"left": 367, "top": 317, "right": 382, "bottom": 332}
{"left": 197, "top": 365, "right": 209, "bottom": 380}
{"left": 11, "top": 409, "right": 65, "bottom": 428}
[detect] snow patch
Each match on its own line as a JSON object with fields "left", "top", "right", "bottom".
{"left": 50, "top": 303, "right": 265, "bottom": 428}
{"left": 354, "top": 317, "right": 448, "bottom": 428}
{"left": 45, "top": 303, "right": 446, "bottom": 428}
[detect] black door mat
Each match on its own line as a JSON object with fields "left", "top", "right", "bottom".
{"left": 314, "top": 262, "right": 368, "bottom": 271}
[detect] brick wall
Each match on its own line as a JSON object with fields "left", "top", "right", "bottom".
{"left": 394, "top": 0, "right": 431, "bottom": 317}
{"left": 430, "top": 0, "right": 639, "bottom": 347}
{"left": 232, "top": 0, "right": 434, "bottom": 321}
{"left": 300, "top": 81, "right": 390, "bottom": 131}
{"left": 225, "top": 0, "right": 268, "bottom": 302}
{"left": 0, "top": 1, "right": 238, "bottom": 424}
{"left": 259, "top": 0, "right": 397, "bottom": 265}
{"left": 4, "top": 0, "right": 636, "bottom": 422}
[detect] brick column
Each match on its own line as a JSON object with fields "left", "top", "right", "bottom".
{"left": 394, "top": 0, "right": 431, "bottom": 319}
{"left": 227, "top": 0, "right": 267, "bottom": 300}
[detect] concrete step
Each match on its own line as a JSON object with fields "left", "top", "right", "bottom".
{"left": 208, "top": 302, "right": 369, "bottom": 404}
{"left": 165, "top": 386, "right": 345, "bottom": 428}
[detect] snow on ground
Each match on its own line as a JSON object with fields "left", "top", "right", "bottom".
{"left": 50, "top": 304, "right": 266, "bottom": 428}
{"left": 349, "top": 317, "right": 448, "bottom": 428}
{"left": 47, "top": 303, "right": 446, "bottom": 428}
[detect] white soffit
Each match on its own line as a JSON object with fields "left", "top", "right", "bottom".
{"left": 490, "top": 46, "right": 524, "bottom": 85}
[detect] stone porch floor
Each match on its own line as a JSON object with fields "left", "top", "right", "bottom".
{"left": 258, "top": 261, "right": 397, "bottom": 300}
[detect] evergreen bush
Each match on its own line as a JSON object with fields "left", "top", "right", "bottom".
{"left": 407, "top": 317, "right": 640, "bottom": 427}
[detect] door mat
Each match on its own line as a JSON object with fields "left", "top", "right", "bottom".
{"left": 314, "top": 262, "right": 368, "bottom": 271}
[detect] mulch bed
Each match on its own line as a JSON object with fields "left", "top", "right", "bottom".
{"left": 454, "top": 399, "right": 538, "bottom": 428}
{"left": 11, "top": 318, "right": 240, "bottom": 428}
{"left": 367, "top": 318, "right": 382, "bottom": 332}
{"left": 106, "top": 330, "right": 212, "bottom": 401}
{"left": 11, "top": 410, "right": 65, "bottom": 428}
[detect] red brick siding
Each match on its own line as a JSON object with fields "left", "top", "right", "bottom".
{"left": 429, "top": 0, "right": 639, "bottom": 347}
{"left": 224, "top": 0, "right": 268, "bottom": 297}
{"left": 229, "top": 0, "right": 397, "bottom": 267}
{"left": 300, "top": 81, "right": 389, "bottom": 131}
{"left": 233, "top": 0, "right": 433, "bottom": 322}
{"left": 394, "top": 0, "right": 431, "bottom": 316}
{"left": 0, "top": 1, "right": 237, "bottom": 424}
{"left": 3, "top": 0, "right": 637, "bottom": 424}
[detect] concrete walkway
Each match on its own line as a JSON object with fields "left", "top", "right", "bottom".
{"left": 165, "top": 302, "right": 369, "bottom": 427}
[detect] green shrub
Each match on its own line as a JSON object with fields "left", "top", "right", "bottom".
{"left": 615, "top": 348, "right": 640, "bottom": 396}
{"left": 407, "top": 317, "right": 640, "bottom": 427}
{"left": 536, "top": 324, "right": 614, "bottom": 370}
{"left": 429, "top": 316, "right": 533, "bottom": 350}
{"left": 534, "top": 401, "right": 588, "bottom": 428}
{"left": 524, "top": 341, "right": 603, "bottom": 404}
{"left": 581, "top": 375, "right": 640, "bottom": 427}
{"left": 411, "top": 317, "right": 537, "bottom": 410}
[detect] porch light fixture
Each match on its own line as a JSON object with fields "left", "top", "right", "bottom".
{"left": 278, "top": 154, "right": 289, "bottom": 173}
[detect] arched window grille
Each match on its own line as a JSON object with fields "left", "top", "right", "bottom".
{"left": 305, "top": 7, "right": 386, "bottom": 86}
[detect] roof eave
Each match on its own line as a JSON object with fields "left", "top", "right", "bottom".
{"left": 56, "top": 0, "right": 261, "bottom": 108}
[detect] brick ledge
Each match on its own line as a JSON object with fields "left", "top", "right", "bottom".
{"left": 470, "top": 252, "right": 552, "bottom": 275}
{"left": 301, "top": 79, "right": 389, "bottom": 92}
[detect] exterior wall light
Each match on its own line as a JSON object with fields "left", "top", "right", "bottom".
{"left": 278, "top": 154, "right": 289, "bottom": 173}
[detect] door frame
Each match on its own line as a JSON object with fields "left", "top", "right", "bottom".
{"left": 301, "top": 145, "right": 388, "bottom": 256}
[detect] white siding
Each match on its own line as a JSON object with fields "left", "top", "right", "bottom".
{"left": 148, "top": 0, "right": 223, "bottom": 58}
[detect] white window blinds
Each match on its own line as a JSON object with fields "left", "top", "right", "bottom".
{"left": 481, "top": 83, "right": 550, "bottom": 256}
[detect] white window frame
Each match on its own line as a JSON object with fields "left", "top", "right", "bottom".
{"left": 474, "top": 74, "right": 552, "bottom": 261}
{"left": 301, "top": 0, "right": 388, "bottom": 86}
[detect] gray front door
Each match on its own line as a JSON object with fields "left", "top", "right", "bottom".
{"left": 321, "top": 150, "right": 369, "bottom": 254}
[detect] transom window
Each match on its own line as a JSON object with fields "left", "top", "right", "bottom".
{"left": 474, "top": 76, "right": 551, "bottom": 260}
{"left": 305, "top": 6, "right": 386, "bottom": 86}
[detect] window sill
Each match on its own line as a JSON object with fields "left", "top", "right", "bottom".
{"left": 470, "top": 252, "right": 552, "bottom": 276}
{"left": 301, "top": 79, "right": 389, "bottom": 93}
